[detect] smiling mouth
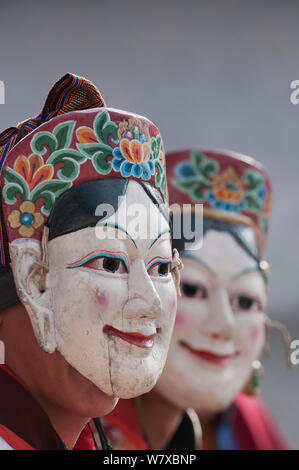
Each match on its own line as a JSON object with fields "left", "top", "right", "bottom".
{"left": 180, "top": 341, "right": 238, "bottom": 366}
{"left": 103, "top": 325, "right": 157, "bottom": 349}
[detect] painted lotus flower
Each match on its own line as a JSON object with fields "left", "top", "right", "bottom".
{"left": 205, "top": 167, "right": 246, "bottom": 212}
{"left": 14, "top": 154, "right": 53, "bottom": 190}
{"left": 7, "top": 201, "right": 44, "bottom": 237}
{"left": 112, "top": 139, "right": 155, "bottom": 180}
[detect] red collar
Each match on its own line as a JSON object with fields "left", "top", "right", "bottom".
{"left": 0, "top": 364, "right": 28, "bottom": 389}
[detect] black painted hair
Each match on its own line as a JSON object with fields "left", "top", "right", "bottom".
{"left": 47, "top": 178, "right": 169, "bottom": 240}
{"left": 171, "top": 212, "right": 260, "bottom": 264}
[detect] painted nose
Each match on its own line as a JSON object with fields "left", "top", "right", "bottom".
{"left": 123, "top": 259, "right": 162, "bottom": 320}
{"left": 201, "top": 287, "right": 234, "bottom": 341}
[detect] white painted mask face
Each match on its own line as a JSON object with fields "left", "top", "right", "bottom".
{"left": 156, "top": 229, "right": 267, "bottom": 415}
{"left": 11, "top": 181, "right": 177, "bottom": 399}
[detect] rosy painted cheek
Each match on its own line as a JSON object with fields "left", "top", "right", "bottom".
{"left": 170, "top": 296, "right": 177, "bottom": 314}
{"left": 250, "top": 325, "right": 261, "bottom": 342}
{"left": 175, "top": 310, "right": 186, "bottom": 326}
{"left": 94, "top": 289, "right": 109, "bottom": 311}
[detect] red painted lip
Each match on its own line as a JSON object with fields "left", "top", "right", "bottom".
{"left": 180, "top": 341, "right": 238, "bottom": 366}
{"left": 103, "top": 325, "right": 157, "bottom": 349}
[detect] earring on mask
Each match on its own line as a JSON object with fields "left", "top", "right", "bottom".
{"left": 243, "top": 316, "right": 293, "bottom": 396}
{"left": 243, "top": 360, "right": 264, "bottom": 396}
{"left": 26, "top": 226, "right": 49, "bottom": 295}
{"left": 171, "top": 248, "right": 184, "bottom": 296}
{"left": 263, "top": 315, "right": 293, "bottom": 368}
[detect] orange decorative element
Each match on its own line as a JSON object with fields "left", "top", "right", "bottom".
{"left": 212, "top": 167, "right": 244, "bottom": 203}
{"left": 14, "top": 154, "right": 53, "bottom": 191}
{"left": 7, "top": 201, "right": 44, "bottom": 237}
{"left": 76, "top": 127, "right": 98, "bottom": 144}
{"left": 120, "top": 139, "right": 150, "bottom": 165}
{"left": 120, "top": 139, "right": 134, "bottom": 163}
{"left": 264, "top": 190, "right": 272, "bottom": 214}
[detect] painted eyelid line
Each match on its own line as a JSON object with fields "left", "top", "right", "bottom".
{"left": 66, "top": 251, "right": 130, "bottom": 272}
{"left": 181, "top": 279, "right": 207, "bottom": 289}
{"left": 146, "top": 256, "right": 172, "bottom": 271}
{"left": 230, "top": 292, "right": 264, "bottom": 309}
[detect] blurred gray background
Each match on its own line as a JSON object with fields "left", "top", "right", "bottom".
{"left": 0, "top": 0, "right": 298, "bottom": 448}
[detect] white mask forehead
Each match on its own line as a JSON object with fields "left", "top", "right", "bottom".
{"left": 192, "top": 230, "right": 258, "bottom": 282}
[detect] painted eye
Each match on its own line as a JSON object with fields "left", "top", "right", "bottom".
{"left": 84, "top": 257, "right": 128, "bottom": 274}
{"left": 230, "top": 294, "right": 262, "bottom": 312}
{"left": 181, "top": 282, "right": 207, "bottom": 299}
{"left": 148, "top": 261, "right": 172, "bottom": 277}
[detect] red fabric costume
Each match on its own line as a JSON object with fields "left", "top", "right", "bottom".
{"left": 102, "top": 395, "right": 288, "bottom": 450}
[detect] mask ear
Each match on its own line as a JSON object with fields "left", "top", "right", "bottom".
{"left": 9, "top": 238, "right": 57, "bottom": 353}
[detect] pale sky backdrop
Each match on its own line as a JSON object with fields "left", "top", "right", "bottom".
{"left": 0, "top": 0, "right": 298, "bottom": 448}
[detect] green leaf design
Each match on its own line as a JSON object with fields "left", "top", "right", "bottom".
{"left": 31, "top": 131, "right": 58, "bottom": 156}
{"left": 190, "top": 184, "right": 204, "bottom": 201}
{"left": 171, "top": 178, "right": 197, "bottom": 191}
{"left": 191, "top": 151, "right": 219, "bottom": 178}
{"left": 155, "top": 160, "right": 164, "bottom": 186}
{"left": 191, "top": 150, "right": 204, "bottom": 172}
{"left": 151, "top": 136, "right": 162, "bottom": 160}
{"left": 31, "top": 180, "right": 71, "bottom": 215}
{"left": 47, "top": 149, "right": 86, "bottom": 181}
{"left": 77, "top": 143, "right": 111, "bottom": 158}
{"left": 245, "top": 192, "right": 262, "bottom": 211}
{"left": 3, "top": 168, "right": 30, "bottom": 203}
{"left": 201, "top": 159, "right": 219, "bottom": 178}
{"left": 171, "top": 178, "right": 204, "bottom": 202}
{"left": 53, "top": 121, "right": 75, "bottom": 150}
{"left": 94, "top": 111, "right": 118, "bottom": 145}
{"left": 77, "top": 143, "right": 113, "bottom": 175}
{"left": 3, "top": 182, "right": 26, "bottom": 204}
{"left": 244, "top": 170, "right": 264, "bottom": 191}
{"left": 160, "top": 174, "right": 167, "bottom": 200}
{"left": 92, "top": 148, "right": 113, "bottom": 175}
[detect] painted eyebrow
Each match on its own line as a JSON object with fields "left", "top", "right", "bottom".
{"left": 97, "top": 221, "right": 137, "bottom": 248}
{"left": 149, "top": 229, "right": 171, "bottom": 249}
{"left": 232, "top": 265, "right": 260, "bottom": 279}
{"left": 66, "top": 250, "right": 130, "bottom": 272}
{"left": 232, "top": 265, "right": 268, "bottom": 284}
{"left": 180, "top": 250, "right": 217, "bottom": 278}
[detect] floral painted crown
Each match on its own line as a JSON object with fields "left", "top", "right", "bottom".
{"left": 166, "top": 149, "right": 273, "bottom": 255}
{"left": 0, "top": 74, "right": 167, "bottom": 267}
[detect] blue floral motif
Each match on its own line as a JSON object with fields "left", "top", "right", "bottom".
{"left": 112, "top": 147, "right": 155, "bottom": 181}
{"left": 205, "top": 189, "right": 246, "bottom": 213}
{"left": 258, "top": 185, "right": 266, "bottom": 202}
{"left": 175, "top": 161, "right": 196, "bottom": 179}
